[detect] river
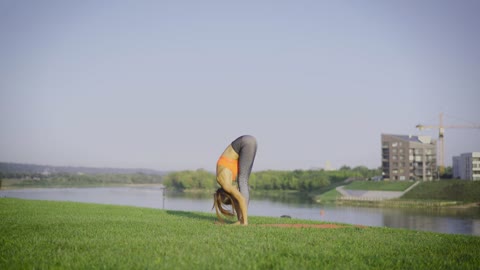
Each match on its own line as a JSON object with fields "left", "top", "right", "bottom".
{"left": 1, "top": 186, "right": 479, "bottom": 236}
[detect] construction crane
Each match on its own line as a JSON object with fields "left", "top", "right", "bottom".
{"left": 416, "top": 112, "right": 480, "bottom": 175}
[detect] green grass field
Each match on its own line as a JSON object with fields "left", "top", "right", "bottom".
{"left": 345, "top": 181, "right": 415, "bottom": 191}
{"left": 402, "top": 180, "right": 480, "bottom": 203}
{"left": 1, "top": 198, "right": 479, "bottom": 269}
{"left": 315, "top": 188, "right": 342, "bottom": 203}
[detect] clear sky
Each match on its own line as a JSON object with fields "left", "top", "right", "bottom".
{"left": 1, "top": 0, "right": 479, "bottom": 171}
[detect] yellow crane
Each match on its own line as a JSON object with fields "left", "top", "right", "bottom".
{"left": 416, "top": 112, "right": 480, "bottom": 175}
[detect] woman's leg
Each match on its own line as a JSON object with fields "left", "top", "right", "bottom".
{"left": 231, "top": 135, "right": 257, "bottom": 205}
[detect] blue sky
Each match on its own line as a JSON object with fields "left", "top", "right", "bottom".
{"left": 1, "top": 0, "right": 479, "bottom": 171}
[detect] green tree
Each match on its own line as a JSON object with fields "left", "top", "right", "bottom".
{"left": 163, "top": 170, "right": 215, "bottom": 190}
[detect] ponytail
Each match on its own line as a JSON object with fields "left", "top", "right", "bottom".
{"left": 213, "top": 188, "right": 238, "bottom": 223}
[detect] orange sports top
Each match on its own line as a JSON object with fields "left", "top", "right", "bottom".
{"left": 217, "top": 155, "right": 239, "bottom": 181}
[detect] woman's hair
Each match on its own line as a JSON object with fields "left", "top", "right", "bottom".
{"left": 213, "top": 188, "right": 238, "bottom": 223}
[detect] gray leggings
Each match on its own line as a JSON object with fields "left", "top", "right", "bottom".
{"left": 230, "top": 135, "right": 257, "bottom": 205}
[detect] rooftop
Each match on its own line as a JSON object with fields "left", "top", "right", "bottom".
{"left": 383, "top": 134, "right": 434, "bottom": 144}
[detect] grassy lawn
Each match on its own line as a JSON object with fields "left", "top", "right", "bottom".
{"left": 315, "top": 188, "right": 342, "bottom": 203}
{"left": 345, "top": 181, "right": 415, "bottom": 191}
{"left": 1, "top": 198, "right": 479, "bottom": 269}
{"left": 402, "top": 180, "right": 480, "bottom": 203}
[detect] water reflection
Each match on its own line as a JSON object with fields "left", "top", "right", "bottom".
{"left": 382, "top": 208, "right": 480, "bottom": 235}
{"left": 1, "top": 187, "right": 479, "bottom": 236}
{"left": 252, "top": 191, "right": 316, "bottom": 205}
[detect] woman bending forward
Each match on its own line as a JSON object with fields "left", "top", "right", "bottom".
{"left": 213, "top": 135, "right": 257, "bottom": 225}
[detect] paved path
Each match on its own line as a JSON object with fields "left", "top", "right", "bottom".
{"left": 336, "top": 181, "right": 420, "bottom": 201}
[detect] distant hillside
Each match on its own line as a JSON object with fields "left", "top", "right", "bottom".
{"left": 0, "top": 162, "right": 167, "bottom": 176}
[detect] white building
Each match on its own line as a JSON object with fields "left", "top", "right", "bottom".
{"left": 452, "top": 152, "right": 480, "bottom": 181}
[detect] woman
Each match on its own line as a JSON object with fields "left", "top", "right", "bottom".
{"left": 213, "top": 135, "right": 257, "bottom": 225}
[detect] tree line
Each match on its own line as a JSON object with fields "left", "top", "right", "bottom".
{"left": 163, "top": 166, "right": 381, "bottom": 191}
{"left": 1, "top": 166, "right": 380, "bottom": 191}
{"left": 0, "top": 162, "right": 166, "bottom": 176}
{"left": 1, "top": 173, "right": 163, "bottom": 188}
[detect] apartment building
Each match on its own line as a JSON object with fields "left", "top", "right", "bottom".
{"left": 381, "top": 134, "right": 437, "bottom": 181}
{"left": 453, "top": 152, "right": 480, "bottom": 180}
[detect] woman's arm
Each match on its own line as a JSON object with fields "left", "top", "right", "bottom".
{"left": 217, "top": 168, "right": 248, "bottom": 225}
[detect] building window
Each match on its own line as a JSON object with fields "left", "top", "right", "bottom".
{"left": 392, "top": 142, "right": 398, "bottom": 147}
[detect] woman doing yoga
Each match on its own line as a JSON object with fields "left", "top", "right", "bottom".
{"left": 213, "top": 135, "right": 257, "bottom": 225}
